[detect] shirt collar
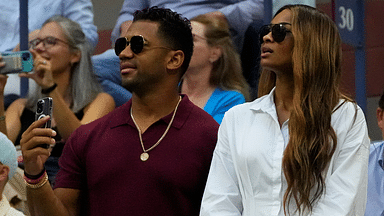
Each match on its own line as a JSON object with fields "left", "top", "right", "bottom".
{"left": 110, "top": 94, "right": 192, "bottom": 130}
{"left": 377, "top": 141, "right": 384, "bottom": 169}
{"left": 249, "top": 87, "right": 278, "bottom": 114}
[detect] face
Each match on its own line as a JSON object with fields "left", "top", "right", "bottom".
{"left": 31, "top": 22, "right": 79, "bottom": 74}
{"left": 260, "top": 9, "right": 294, "bottom": 74}
{"left": 187, "top": 21, "right": 214, "bottom": 72}
{"left": 119, "top": 21, "right": 173, "bottom": 93}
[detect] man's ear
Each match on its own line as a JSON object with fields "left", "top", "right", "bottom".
{"left": 0, "top": 165, "right": 9, "bottom": 182}
{"left": 377, "top": 107, "right": 384, "bottom": 131}
{"left": 166, "top": 50, "right": 184, "bottom": 74}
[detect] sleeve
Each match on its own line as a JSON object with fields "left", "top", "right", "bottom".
{"left": 200, "top": 111, "right": 243, "bottom": 216}
{"left": 209, "top": 91, "right": 245, "bottom": 124}
{"left": 311, "top": 106, "right": 370, "bottom": 215}
{"left": 110, "top": 0, "right": 150, "bottom": 43}
{"left": 53, "top": 128, "right": 87, "bottom": 190}
{"left": 219, "top": 0, "right": 264, "bottom": 41}
{"left": 62, "top": 0, "right": 98, "bottom": 50}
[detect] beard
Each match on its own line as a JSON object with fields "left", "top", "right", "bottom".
{"left": 121, "top": 72, "right": 163, "bottom": 96}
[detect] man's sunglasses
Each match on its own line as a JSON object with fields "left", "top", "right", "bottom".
{"left": 114, "top": 35, "right": 173, "bottom": 56}
{"left": 259, "top": 23, "right": 292, "bottom": 44}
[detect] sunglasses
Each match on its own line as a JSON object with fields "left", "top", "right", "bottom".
{"left": 114, "top": 35, "right": 173, "bottom": 56}
{"left": 259, "top": 23, "right": 292, "bottom": 44}
{"left": 29, "top": 36, "right": 71, "bottom": 50}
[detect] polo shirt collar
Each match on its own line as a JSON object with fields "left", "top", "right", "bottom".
{"left": 0, "top": 194, "right": 11, "bottom": 216}
{"left": 110, "top": 94, "right": 191, "bottom": 130}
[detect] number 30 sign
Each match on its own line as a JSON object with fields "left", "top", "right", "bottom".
{"left": 335, "top": 0, "right": 364, "bottom": 47}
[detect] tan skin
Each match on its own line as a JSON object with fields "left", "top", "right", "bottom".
{"left": 19, "top": 20, "right": 184, "bottom": 216}
{"left": 377, "top": 107, "right": 384, "bottom": 139}
{"left": 180, "top": 21, "right": 221, "bottom": 109}
{"left": 260, "top": 9, "right": 295, "bottom": 127}
{"left": 0, "top": 22, "right": 115, "bottom": 144}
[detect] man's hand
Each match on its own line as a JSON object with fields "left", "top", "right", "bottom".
{"left": 21, "top": 115, "right": 56, "bottom": 176}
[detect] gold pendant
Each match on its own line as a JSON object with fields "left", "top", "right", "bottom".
{"left": 140, "top": 152, "right": 149, "bottom": 161}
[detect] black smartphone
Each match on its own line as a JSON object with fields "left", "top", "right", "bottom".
{"left": 0, "top": 51, "right": 34, "bottom": 74}
{"left": 35, "top": 97, "right": 53, "bottom": 149}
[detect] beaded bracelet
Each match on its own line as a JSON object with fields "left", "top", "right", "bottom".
{"left": 25, "top": 173, "right": 49, "bottom": 189}
{"left": 41, "top": 83, "right": 57, "bottom": 94}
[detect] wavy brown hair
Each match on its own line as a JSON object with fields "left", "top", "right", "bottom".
{"left": 191, "top": 14, "right": 250, "bottom": 101}
{"left": 258, "top": 5, "right": 348, "bottom": 215}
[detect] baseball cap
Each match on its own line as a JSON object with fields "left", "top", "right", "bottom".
{"left": 0, "top": 132, "right": 17, "bottom": 180}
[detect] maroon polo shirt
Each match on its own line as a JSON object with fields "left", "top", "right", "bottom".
{"left": 54, "top": 95, "right": 219, "bottom": 216}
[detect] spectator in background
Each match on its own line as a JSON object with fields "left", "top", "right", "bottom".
{"left": 92, "top": 0, "right": 263, "bottom": 107}
{"left": 0, "top": 16, "right": 114, "bottom": 184}
{"left": 180, "top": 14, "right": 250, "bottom": 124}
{"left": 365, "top": 89, "right": 384, "bottom": 216}
{"left": 20, "top": 7, "right": 218, "bottom": 216}
{"left": 200, "top": 5, "right": 369, "bottom": 215}
{"left": 0, "top": 0, "right": 98, "bottom": 108}
{"left": 0, "top": 132, "right": 24, "bottom": 215}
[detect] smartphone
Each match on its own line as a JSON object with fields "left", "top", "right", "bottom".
{"left": 0, "top": 51, "right": 34, "bottom": 74}
{"left": 35, "top": 97, "right": 53, "bottom": 149}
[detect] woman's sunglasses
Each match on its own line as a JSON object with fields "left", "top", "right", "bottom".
{"left": 259, "top": 23, "right": 292, "bottom": 44}
{"left": 114, "top": 35, "right": 172, "bottom": 56}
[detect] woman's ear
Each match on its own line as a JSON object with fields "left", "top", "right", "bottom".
{"left": 166, "top": 50, "right": 184, "bottom": 72}
{"left": 209, "top": 46, "right": 222, "bottom": 63}
{"left": 70, "top": 49, "right": 81, "bottom": 65}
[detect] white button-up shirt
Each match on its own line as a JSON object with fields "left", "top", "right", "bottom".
{"left": 200, "top": 88, "right": 370, "bottom": 216}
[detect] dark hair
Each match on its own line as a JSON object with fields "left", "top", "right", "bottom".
{"left": 380, "top": 89, "right": 384, "bottom": 109}
{"left": 133, "top": 6, "right": 193, "bottom": 76}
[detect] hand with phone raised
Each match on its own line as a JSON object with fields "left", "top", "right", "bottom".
{"left": 20, "top": 115, "right": 56, "bottom": 176}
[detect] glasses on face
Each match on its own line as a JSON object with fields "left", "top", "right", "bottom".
{"left": 259, "top": 23, "right": 292, "bottom": 44}
{"left": 29, "top": 36, "right": 70, "bottom": 50}
{"left": 114, "top": 35, "right": 173, "bottom": 56}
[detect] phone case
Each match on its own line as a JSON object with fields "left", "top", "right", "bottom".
{"left": 35, "top": 97, "right": 53, "bottom": 129}
{"left": 35, "top": 97, "right": 53, "bottom": 149}
{"left": 0, "top": 51, "right": 34, "bottom": 74}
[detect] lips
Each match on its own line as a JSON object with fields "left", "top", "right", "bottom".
{"left": 120, "top": 62, "right": 137, "bottom": 75}
{"left": 261, "top": 46, "right": 273, "bottom": 54}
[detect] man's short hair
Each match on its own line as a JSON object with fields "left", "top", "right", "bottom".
{"left": 379, "top": 89, "right": 384, "bottom": 110}
{"left": 133, "top": 6, "right": 194, "bottom": 76}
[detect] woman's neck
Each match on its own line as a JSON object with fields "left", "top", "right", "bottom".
{"left": 53, "top": 69, "right": 72, "bottom": 104}
{"left": 274, "top": 73, "right": 294, "bottom": 126}
{"left": 181, "top": 67, "right": 216, "bottom": 108}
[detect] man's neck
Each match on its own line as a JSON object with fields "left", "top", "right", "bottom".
{"left": 130, "top": 89, "right": 181, "bottom": 133}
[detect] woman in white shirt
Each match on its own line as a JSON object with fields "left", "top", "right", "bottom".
{"left": 200, "top": 4, "right": 370, "bottom": 216}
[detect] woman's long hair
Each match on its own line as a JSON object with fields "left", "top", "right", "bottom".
{"left": 191, "top": 14, "right": 250, "bottom": 101}
{"left": 258, "top": 5, "right": 347, "bottom": 214}
{"left": 26, "top": 15, "right": 102, "bottom": 113}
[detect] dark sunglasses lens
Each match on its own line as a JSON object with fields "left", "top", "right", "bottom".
{"left": 130, "top": 36, "right": 144, "bottom": 54}
{"left": 259, "top": 25, "right": 270, "bottom": 44}
{"left": 272, "top": 25, "right": 286, "bottom": 43}
{"left": 115, "top": 38, "right": 127, "bottom": 56}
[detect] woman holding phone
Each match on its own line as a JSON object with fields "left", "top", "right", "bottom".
{"left": 200, "top": 5, "right": 369, "bottom": 215}
{"left": 0, "top": 16, "right": 114, "bottom": 184}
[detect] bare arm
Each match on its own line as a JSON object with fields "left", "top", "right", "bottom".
{"left": 21, "top": 117, "right": 81, "bottom": 216}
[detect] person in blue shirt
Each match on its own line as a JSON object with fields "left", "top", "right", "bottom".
{"left": 365, "top": 89, "right": 384, "bottom": 216}
{"left": 180, "top": 14, "right": 249, "bottom": 124}
{"left": 92, "top": 0, "right": 263, "bottom": 107}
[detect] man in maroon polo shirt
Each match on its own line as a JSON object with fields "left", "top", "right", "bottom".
{"left": 20, "top": 7, "right": 219, "bottom": 216}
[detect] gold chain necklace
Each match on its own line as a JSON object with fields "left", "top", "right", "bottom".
{"left": 130, "top": 96, "right": 182, "bottom": 161}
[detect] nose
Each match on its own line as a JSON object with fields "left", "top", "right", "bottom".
{"left": 119, "top": 44, "right": 134, "bottom": 60}
{"left": 33, "top": 41, "right": 46, "bottom": 52}
{"left": 262, "top": 31, "right": 273, "bottom": 43}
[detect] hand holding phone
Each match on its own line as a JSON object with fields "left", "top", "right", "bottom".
{"left": 0, "top": 51, "right": 34, "bottom": 74}
{"left": 35, "top": 97, "right": 53, "bottom": 149}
